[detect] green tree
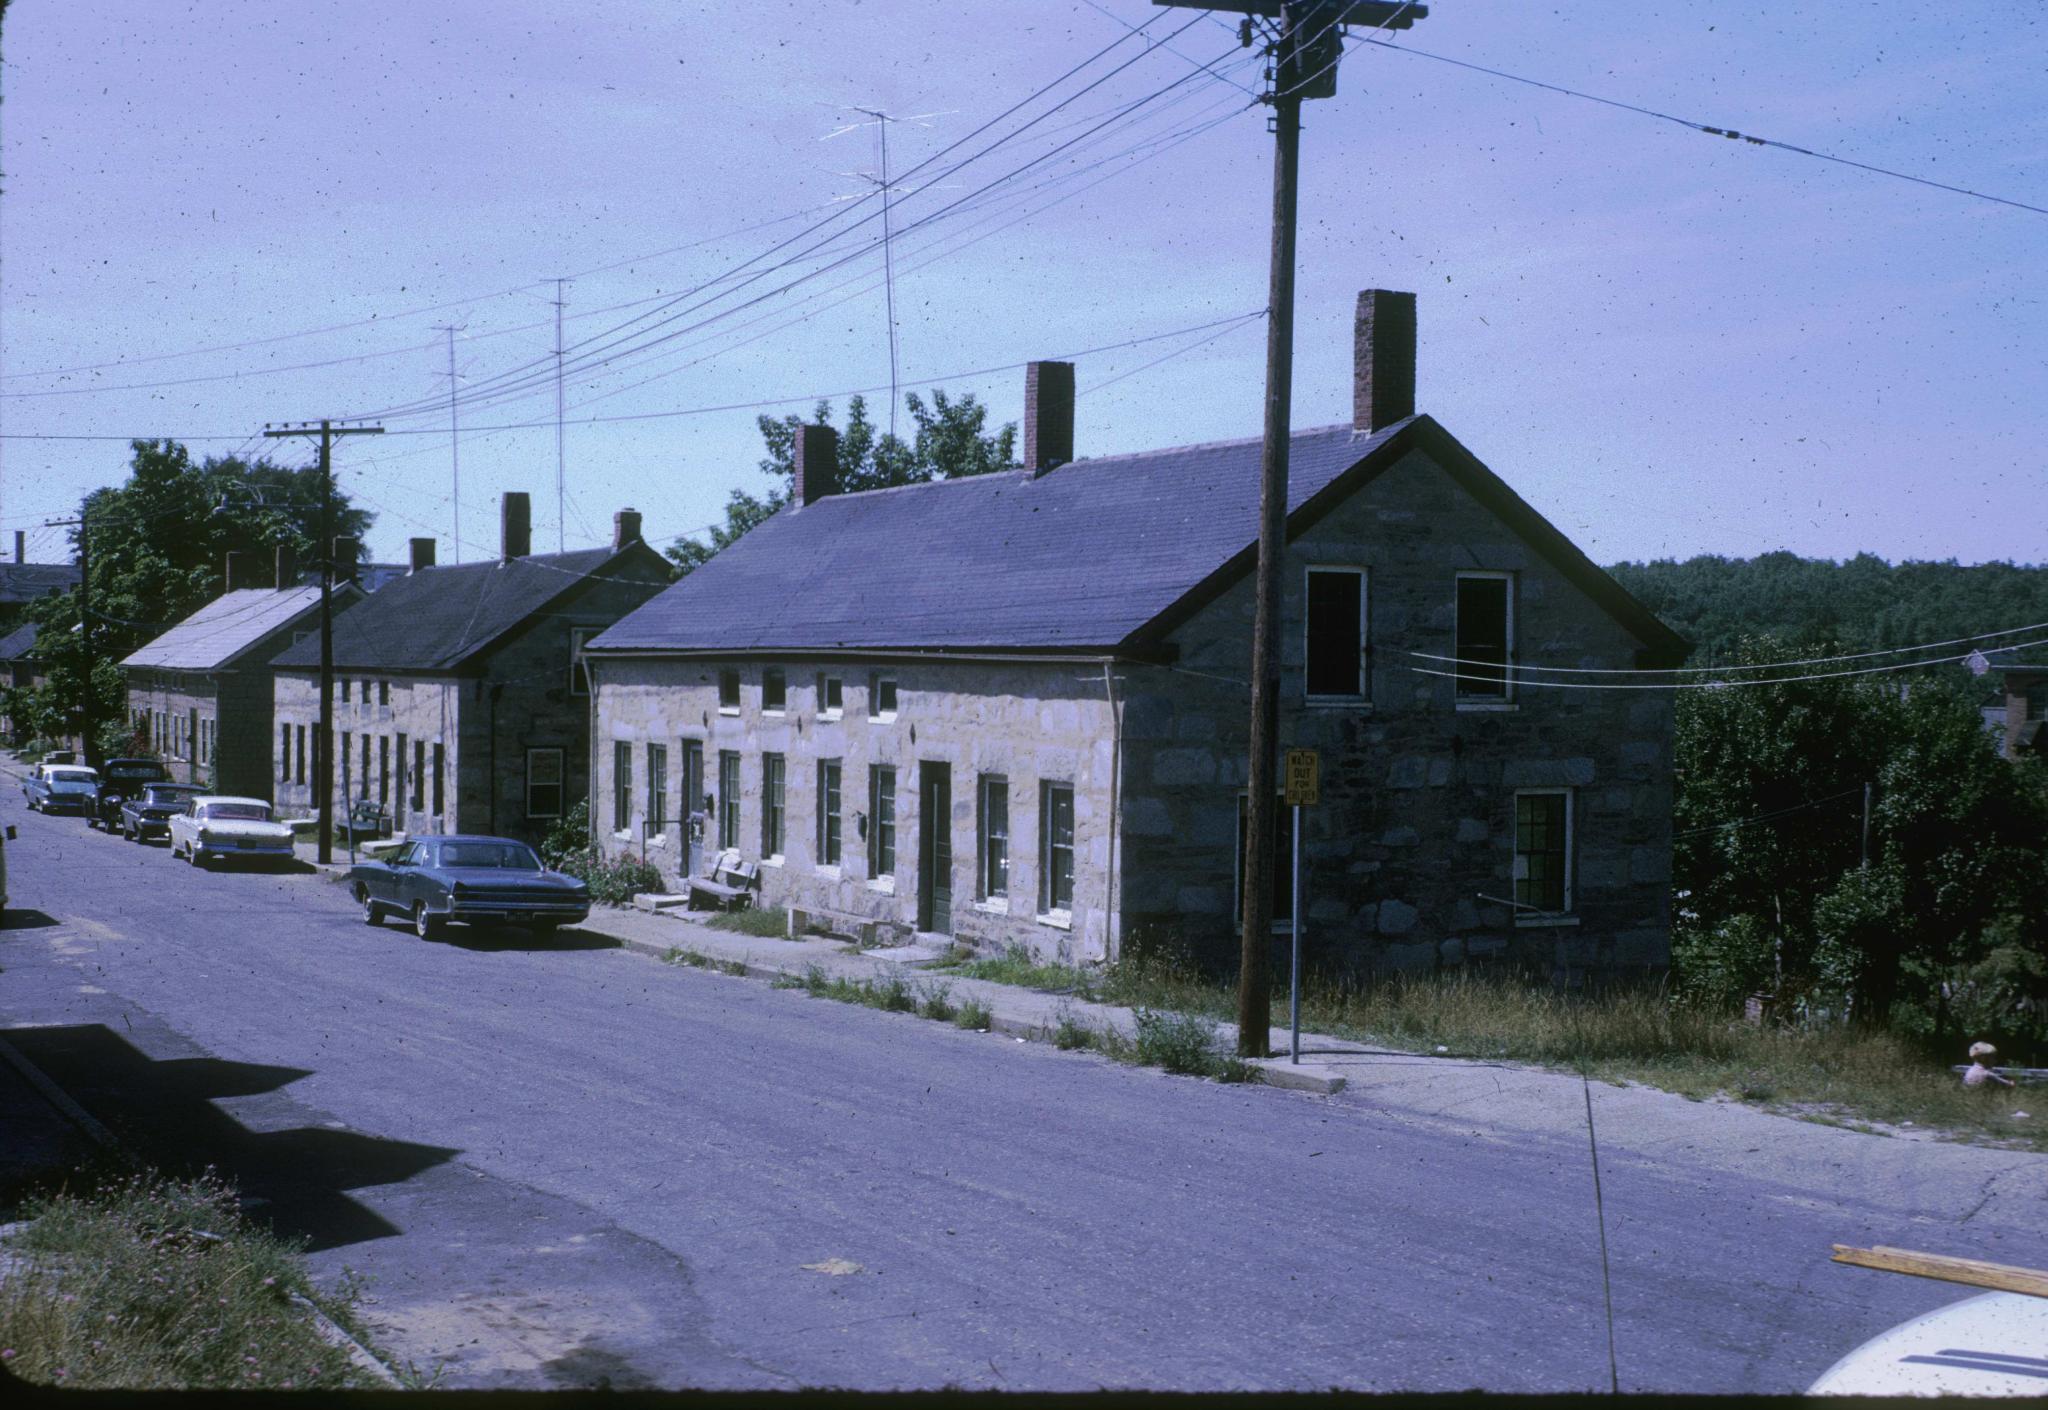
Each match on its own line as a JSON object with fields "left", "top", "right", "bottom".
{"left": 22, "top": 439, "right": 373, "bottom": 750}
{"left": 667, "top": 391, "right": 1016, "bottom": 574}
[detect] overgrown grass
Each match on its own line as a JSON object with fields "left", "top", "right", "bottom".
{"left": 662, "top": 946, "right": 713, "bottom": 969}
{"left": 916, "top": 981, "right": 956, "bottom": 1022}
{"left": 705, "top": 908, "right": 790, "bottom": 938}
{"left": 0, "top": 1168, "right": 375, "bottom": 1390}
{"left": 954, "top": 998, "right": 992, "bottom": 1031}
{"left": 795, "top": 965, "right": 918, "bottom": 1014}
{"left": 932, "top": 943, "right": 1097, "bottom": 995}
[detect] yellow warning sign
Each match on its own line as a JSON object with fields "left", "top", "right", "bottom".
{"left": 1284, "top": 749, "right": 1319, "bottom": 806}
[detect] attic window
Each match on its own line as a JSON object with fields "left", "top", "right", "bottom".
{"left": 868, "top": 672, "right": 898, "bottom": 722}
{"left": 718, "top": 668, "right": 741, "bottom": 715}
{"left": 1455, "top": 573, "right": 1514, "bottom": 704}
{"left": 817, "top": 673, "right": 843, "bottom": 721}
{"left": 1304, "top": 566, "right": 1367, "bottom": 701}
{"left": 763, "top": 668, "right": 786, "bottom": 714}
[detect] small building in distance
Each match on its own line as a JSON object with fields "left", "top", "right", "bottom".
{"left": 269, "top": 496, "right": 672, "bottom": 843}
{"left": 0, "top": 621, "right": 47, "bottom": 745}
{"left": 0, "top": 530, "right": 82, "bottom": 632}
{"left": 120, "top": 546, "right": 364, "bottom": 798}
{"left": 586, "top": 290, "right": 1689, "bottom": 986}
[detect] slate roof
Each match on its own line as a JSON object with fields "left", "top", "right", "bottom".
{"left": 0, "top": 562, "right": 81, "bottom": 605}
{"left": 0, "top": 622, "right": 39, "bottom": 660}
{"left": 270, "top": 547, "right": 616, "bottom": 672}
{"left": 121, "top": 587, "right": 331, "bottom": 672}
{"left": 589, "top": 414, "right": 1688, "bottom": 660}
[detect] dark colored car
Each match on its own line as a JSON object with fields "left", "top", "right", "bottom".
{"left": 24, "top": 765, "right": 100, "bottom": 815}
{"left": 118, "top": 783, "right": 207, "bottom": 842}
{"left": 89, "top": 757, "right": 172, "bottom": 830}
{"left": 348, "top": 835, "right": 591, "bottom": 939}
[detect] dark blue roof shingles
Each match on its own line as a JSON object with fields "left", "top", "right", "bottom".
{"left": 272, "top": 547, "right": 616, "bottom": 672}
{"left": 592, "top": 422, "right": 1397, "bottom": 654}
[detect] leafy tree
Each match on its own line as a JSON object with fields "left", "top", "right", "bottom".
{"left": 667, "top": 391, "right": 1016, "bottom": 574}
{"left": 1675, "top": 635, "right": 2048, "bottom": 1038}
{"left": 21, "top": 439, "right": 373, "bottom": 751}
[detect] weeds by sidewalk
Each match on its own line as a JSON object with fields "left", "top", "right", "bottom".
{"left": 0, "top": 1167, "right": 380, "bottom": 1390}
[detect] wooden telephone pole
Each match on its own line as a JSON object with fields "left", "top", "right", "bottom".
{"left": 263, "top": 420, "right": 383, "bottom": 864}
{"left": 1152, "top": 1, "right": 1426, "bottom": 1056}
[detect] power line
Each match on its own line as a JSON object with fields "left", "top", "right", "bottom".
{"left": 1412, "top": 618, "right": 2048, "bottom": 676}
{"left": 1674, "top": 787, "right": 1865, "bottom": 840}
{"left": 1409, "top": 635, "right": 2048, "bottom": 690}
{"left": 1358, "top": 36, "right": 2048, "bottom": 219}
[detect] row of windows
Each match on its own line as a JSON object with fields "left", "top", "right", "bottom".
{"left": 335, "top": 679, "right": 394, "bottom": 707}
{"left": 611, "top": 741, "right": 1077, "bottom": 916}
{"left": 714, "top": 669, "right": 894, "bottom": 721}
{"left": 137, "top": 709, "right": 212, "bottom": 767}
{"left": 1304, "top": 568, "right": 1514, "bottom": 704}
{"left": 282, "top": 725, "right": 445, "bottom": 817}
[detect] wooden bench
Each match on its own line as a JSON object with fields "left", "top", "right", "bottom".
{"left": 686, "top": 847, "right": 759, "bottom": 911}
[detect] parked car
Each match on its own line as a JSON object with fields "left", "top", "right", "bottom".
{"left": 349, "top": 835, "right": 591, "bottom": 939}
{"left": 118, "top": 783, "right": 207, "bottom": 843}
{"left": 24, "top": 765, "right": 100, "bottom": 815}
{"left": 166, "top": 796, "right": 296, "bottom": 868}
{"left": 88, "top": 757, "right": 171, "bottom": 830}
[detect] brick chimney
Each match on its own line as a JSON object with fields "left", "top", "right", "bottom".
{"left": 224, "top": 550, "right": 255, "bottom": 592}
{"left": 332, "top": 536, "right": 360, "bottom": 583}
{"left": 409, "top": 537, "right": 436, "bottom": 573}
{"left": 1024, "top": 361, "right": 1075, "bottom": 477}
{"left": 613, "top": 507, "right": 643, "bottom": 549}
{"left": 501, "top": 492, "right": 532, "bottom": 561}
{"left": 794, "top": 424, "right": 840, "bottom": 507}
{"left": 275, "top": 543, "right": 298, "bottom": 588}
{"left": 1353, "top": 289, "right": 1417, "bottom": 433}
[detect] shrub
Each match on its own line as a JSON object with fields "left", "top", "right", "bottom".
{"left": 916, "top": 981, "right": 956, "bottom": 1022}
{"left": 537, "top": 802, "right": 663, "bottom": 905}
{"left": 1132, "top": 1007, "right": 1226, "bottom": 1076}
{"left": 954, "top": 998, "right": 992, "bottom": 1030}
{"left": 706, "top": 908, "right": 789, "bottom": 938}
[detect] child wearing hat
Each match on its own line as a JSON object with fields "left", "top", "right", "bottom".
{"left": 1963, "top": 1041, "right": 2016, "bottom": 1090}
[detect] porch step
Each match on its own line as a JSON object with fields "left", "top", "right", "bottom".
{"left": 633, "top": 893, "right": 695, "bottom": 913}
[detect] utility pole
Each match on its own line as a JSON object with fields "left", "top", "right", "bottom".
{"left": 264, "top": 420, "right": 384, "bottom": 864}
{"left": 1861, "top": 782, "right": 1873, "bottom": 871}
{"left": 1154, "top": 1, "right": 1426, "bottom": 1056}
{"left": 436, "top": 326, "right": 464, "bottom": 561}
{"left": 48, "top": 501, "right": 99, "bottom": 766}
{"left": 553, "top": 279, "right": 568, "bottom": 553}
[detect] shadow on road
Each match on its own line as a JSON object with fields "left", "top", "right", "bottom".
{"left": 1, "top": 909, "right": 60, "bottom": 930}
{"left": 2, "top": 1023, "right": 459, "bottom": 1252}
{"left": 428, "top": 926, "right": 623, "bottom": 954}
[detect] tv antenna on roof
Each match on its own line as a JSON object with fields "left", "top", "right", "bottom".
{"left": 820, "top": 106, "right": 954, "bottom": 440}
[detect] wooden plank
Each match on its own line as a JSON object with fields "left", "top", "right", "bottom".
{"left": 1832, "top": 1245, "right": 2048, "bottom": 1299}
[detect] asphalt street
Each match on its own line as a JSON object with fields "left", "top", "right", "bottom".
{"left": 0, "top": 783, "right": 2030, "bottom": 1391}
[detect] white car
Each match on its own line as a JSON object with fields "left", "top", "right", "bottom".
{"left": 1810, "top": 1291, "right": 2048, "bottom": 1395}
{"left": 167, "top": 795, "right": 297, "bottom": 869}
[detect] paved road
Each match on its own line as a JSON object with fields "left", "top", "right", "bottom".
{"left": 0, "top": 784, "right": 2030, "bottom": 1391}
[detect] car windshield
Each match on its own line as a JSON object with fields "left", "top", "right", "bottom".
{"left": 146, "top": 787, "right": 201, "bottom": 805}
{"left": 204, "top": 804, "right": 270, "bottom": 822}
{"left": 49, "top": 770, "right": 98, "bottom": 786}
{"left": 108, "top": 766, "right": 165, "bottom": 781}
{"left": 437, "top": 842, "right": 541, "bottom": 870}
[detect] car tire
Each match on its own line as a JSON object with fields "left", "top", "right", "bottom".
{"left": 358, "top": 885, "right": 382, "bottom": 926}
{"left": 412, "top": 901, "right": 442, "bottom": 940}
{"left": 188, "top": 843, "right": 205, "bottom": 868}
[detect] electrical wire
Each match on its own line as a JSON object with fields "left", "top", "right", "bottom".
{"left": 1674, "top": 787, "right": 1864, "bottom": 840}
{"left": 1410, "top": 636, "right": 2048, "bottom": 690}
{"left": 1412, "top": 619, "right": 2048, "bottom": 676}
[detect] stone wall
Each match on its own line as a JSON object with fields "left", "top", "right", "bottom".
{"left": 274, "top": 670, "right": 466, "bottom": 833}
{"left": 1118, "top": 445, "right": 1675, "bottom": 985}
{"left": 124, "top": 673, "right": 220, "bottom": 790}
{"left": 592, "top": 657, "right": 1119, "bottom": 962}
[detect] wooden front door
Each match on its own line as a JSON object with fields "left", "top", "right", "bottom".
{"left": 917, "top": 762, "right": 952, "bottom": 936}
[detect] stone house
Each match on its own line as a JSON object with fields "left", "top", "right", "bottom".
{"left": 269, "top": 495, "right": 672, "bottom": 844}
{"left": 120, "top": 547, "right": 364, "bottom": 799}
{"left": 585, "top": 291, "right": 1688, "bottom": 982}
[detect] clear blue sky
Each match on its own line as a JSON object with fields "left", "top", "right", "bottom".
{"left": 3, "top": 1, "right": 2042, "bottom": 569}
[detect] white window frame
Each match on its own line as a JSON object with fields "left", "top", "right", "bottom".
{"left": 1036, "top": 780, "right": 1074, "bottom": 926}
{"left": 717, "top": 668, "right": 741, "bottom": 717}
{"left": 976, "top": 773, "right": 1010, "bottom": 912}
{"left": 527, "top": 746, "right": 565, "bottom": 821}
{"left": 718, "top": 750, "right": 741, "bottom": 851}
{"left": 612, "top": 740, "right": 633, "bottom": 838}
{"left": 866, "top": 763, "right": 896, "bottom": 892}
{"left": 646, "top": 741, "right": 669, "bottom": 841}
{"left": 1512, "top": 787, "right": 1576, "bottom": 925}
{"left": 762, "top": 667, "right": 787, "bottom": 716}
{"left": 1454, "top": 570, "right": 1516, "bottom": 708}
{"left": 816, "top": 757, "right": 843, "bottom": 874}
{"left": 1303, "top": 564, "right": 1369, "bottom": 704}
{"left": 868, "top": 671, "right": 898, "bottom": 723}
{"left": 761, "top": 752, "right": 786, "bottom": 863}
{"left": 817, "top": 673, "right": 843, "bottom": 722}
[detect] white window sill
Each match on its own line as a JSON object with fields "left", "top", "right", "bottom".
{"left": 1036, "top": 909, "right": 1073, "bottom": 931}
{"left": 648, "top": 833, "right": 668, "bottom": 847}
{"left": 818, "top": 711, "right": 843, "bottom": 723}
{"left": 1515, "top": 913, "right": 1580, "bottom": 928}
{"left": 974, "top": 898, "right": 1010, "bottom": 916}
{"left": 763, "top": 855, "right": 784, "bottom": 868}
{"left": 763, "top": 708, "right": 786, "bottom": 718}
{"left": 611, "top": 829, "right": 631, "bottom": 842}
{"left": 816, "top": 864, "right": 841, "bottom": 880}
{"left": 1456, "top": 699, "right": 1518, "bottom": 712}
{"left": 718, "top": 707, "right": 740, "bottom": 717}
{"left": 866, "top": 876, "right": 896, "bottom": 895}
{"left": 869, "top": 712, "right": 898, "bottom": 725}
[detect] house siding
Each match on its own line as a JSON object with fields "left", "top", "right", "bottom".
{"left": 592, "top": 658, "right": 1119, "bottom": 961}
{"left": 1118, "top": 445, "right": 1673, "bottom": 984}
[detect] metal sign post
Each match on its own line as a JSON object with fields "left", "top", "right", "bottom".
{"left": 1283, "top": 748, "right": 1319, "bottom": 1064}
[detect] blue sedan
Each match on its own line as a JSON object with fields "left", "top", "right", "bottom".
{"left": 348, "top": 835, "right": 592, "bottom": 939}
